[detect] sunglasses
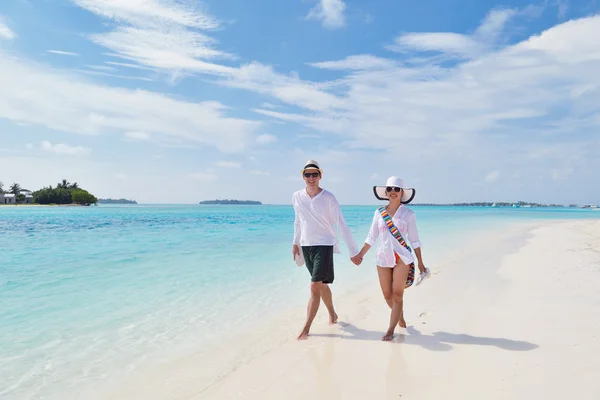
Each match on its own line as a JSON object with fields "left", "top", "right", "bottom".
{"left": 304, "top": 172, "right": 320, "bottom": 178}
{"left": 386, "top": 187, "right": 402, "bottom": 193}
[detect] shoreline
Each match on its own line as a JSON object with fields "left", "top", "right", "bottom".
{"left": 95, "top": 219, "right": 535, "bottom": 399}
{"left": 99, "top": 219, "right": 600, "bottom": 399}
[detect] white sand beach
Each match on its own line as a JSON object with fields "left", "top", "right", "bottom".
{"left": 106, "top": 220, "right": 600, "bottom": 400}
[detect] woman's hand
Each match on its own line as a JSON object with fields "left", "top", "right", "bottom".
{"left": 292, "top": 244, "right": 300, "bottom": 260}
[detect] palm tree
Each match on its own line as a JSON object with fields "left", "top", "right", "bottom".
{"left": 57, "top": 179, "right": 70, "bottom": 189}
{"left": 10, "top": 183, "right": 21, "bottom": 195}
{"left": 69, "top": 182, "right": 79, "bottom": 189}
{"left": 0, "top": 180, "right": 4, "bottom": 193}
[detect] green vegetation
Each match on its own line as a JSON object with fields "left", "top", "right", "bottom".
{"left": 412, "top": 201, "right": 565, "bottom": 207}
{"left": 98, "top": 198, "right": 138, "bottom": 204}
{"left": 33, "top": 180, "right": 97, "bottom": 205}
{"left": 1, "top": 178, "right": 98, "bottom": 206}
{"left": 9, "top": 182, "right": 21, "bottom": 195}
{"left": 71, "top": 189, "right": 99, "bottom": 206}
{"left": 199, "top": 199, "right": 262, "bottom": 205}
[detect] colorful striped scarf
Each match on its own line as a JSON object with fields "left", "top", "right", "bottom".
{"left": 378, "top": 206, "right": 415, "bottom": 288}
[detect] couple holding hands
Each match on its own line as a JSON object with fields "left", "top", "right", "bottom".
{"left": 292, "top": 160, "right": 430, "bottom": 341}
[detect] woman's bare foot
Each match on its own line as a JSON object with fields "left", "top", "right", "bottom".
{"left": 398, "top": 316, "right": 407, "bottom": 328}
{"left": 329, "top": 312, "right": 338, "bottom": 325}
{"left": 382, "top": 329, "right": 395, "bottom": 341}
{"left": 297, "top": 329, "right": 309, "bottom": 340}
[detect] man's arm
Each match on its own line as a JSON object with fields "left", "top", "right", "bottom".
{"left": 292, "top": 195, "right": 301, "bottom": 258}
{"left": 331, "top": 196, "right": 359, "bottom": 257}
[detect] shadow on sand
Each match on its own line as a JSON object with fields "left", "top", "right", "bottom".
{"left": 310, "top": 322, "right": 539, "bottom": 352}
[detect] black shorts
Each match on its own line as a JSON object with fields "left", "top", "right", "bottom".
{"left": 302, "top": 245, "right": 335, "bottom": 284}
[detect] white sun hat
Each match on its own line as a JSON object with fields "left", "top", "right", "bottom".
{"left": 373, "top": 176, "right": 416, "bottom": 204}
{"left": 301, "top": 159, "right": 323, "bottom": 174}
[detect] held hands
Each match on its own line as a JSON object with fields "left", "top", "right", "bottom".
{"left": 350, "top": 254, "right": 363, "bottom": 266}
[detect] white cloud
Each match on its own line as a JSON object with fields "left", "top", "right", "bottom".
{"left": 86, "top": 65, "right": 117, "bottom": 72}
{"left": 388, "top": 8, "right": 519, "bottom": 58}
{"left": 256, "top": 134, "right": 277, "bottom": 145}
{"left": 40, "top": 141, "right": 91, "bottom": 157}
{"left": 25, "top": 143, "right": 33, "bottom": 150}
{"left": 249, "top": 170, "right": 270, "bottom": 176}
{"left": 116, "top": 173, "right": 128, "bottom": 180}
{"left": 309, "top": 55, "right": 396, "bottom": 71}
{"left": 223, "top": 62, "right": 345, "bottom": 112}
{"left": 0, "top": 54, "right": 261, "bottom": 152}
{"left": 124, "top": 131, "right": 151, "bottom": 141}
{"left": 391, "top": 32, "right": 482, "bottom": 58}
{"left": 0, "top": 16, "right": 15, "bottom": 40}
{"left": 105, "top": 61, "right": 157, "bottom": 71}
{"left": 70, "top": 0, "right": 232, "bottom": 77}
{"left": 89, "top": 26, "right": 234, "bottom": 74}
{"left": 187, "top": 171, "right": 217, "bottom": 181}
{"left": 485, "top": 170, "right": 500, "bottom": 183}
{"left": 69, "top": 0, "right": 348, "bottom": 112}
{"left": 216, "top": 161, "right": 241, "bottom": 168}
{"left": 47, "top": 50, "right": 79, "bottom": 56}
{"left": 307, "top": 0, "right": 346, "bottom": 29}
{"left": 70, "top": 0, "right": 220, "bottom": 29}
{"left": 77, "top": 69, "right": 154, "bottom": 81}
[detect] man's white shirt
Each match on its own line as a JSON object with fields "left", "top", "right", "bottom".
{"left": 292, "top": 188, "right": 359, "bottom": 256}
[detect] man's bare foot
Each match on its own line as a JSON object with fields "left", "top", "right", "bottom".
{"left": 382, "top": 329, "right": 395, "bottom": 341}
{"left": 329, "top": 312, "right": 338, "bottom": 325}
{"left": 297, "top": 329, "right": 309, "bottom": 340}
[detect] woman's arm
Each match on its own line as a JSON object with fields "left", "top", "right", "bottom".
{"left": 351, "top": 211, "right": 380, "bottom": 265}
{"left": 407, "top": 213, "right": 425, "bottom": 272}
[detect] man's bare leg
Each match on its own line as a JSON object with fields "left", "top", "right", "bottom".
{"left": 320, "top": 284, "right": 338, "bottom": 324}
{"left": 298, "top": 281, "right": 322, "bottom": 340}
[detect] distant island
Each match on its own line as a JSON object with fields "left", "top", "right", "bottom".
{"left": 199, "top": 199, "right": 262, "bottom": 205}
{"left": 98, "top": 198, "right": 138, "bottom": 204}
{"left": 412, "top": 201, "right": 569, "bottom": 207}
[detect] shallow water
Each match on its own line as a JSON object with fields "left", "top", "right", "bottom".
{"left": 1, "top": 204, "right": 597, "bottom": 398}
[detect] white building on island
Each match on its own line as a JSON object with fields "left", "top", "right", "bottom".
{"left": 0, "top": 190, "right": 33, "bottom": 204}
{"left": 1, "top": 193, "right": 16, "bottom": 204}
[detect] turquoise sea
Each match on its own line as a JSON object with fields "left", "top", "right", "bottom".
{"left": 1, "top": 204, "right": 599, "bottom": 399}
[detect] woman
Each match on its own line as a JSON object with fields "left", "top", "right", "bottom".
{"left": 351, "top": 176, "right": 429, "bottom": 341}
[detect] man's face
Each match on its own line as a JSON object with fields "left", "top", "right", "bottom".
{"left": 303, "top": 170, "right": 321, "bottom": 187}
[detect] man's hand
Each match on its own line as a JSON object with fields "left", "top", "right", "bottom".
{"left": 292, "top": 244, "right": 300, "bottom": 260}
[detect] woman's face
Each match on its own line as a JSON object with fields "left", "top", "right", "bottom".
{"left": 386, "top": 186, "right": 403, "bottom": 202}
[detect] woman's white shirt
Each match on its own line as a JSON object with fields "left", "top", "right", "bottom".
{"left": 365, "top": 205, "right": 421, "bottom": 268}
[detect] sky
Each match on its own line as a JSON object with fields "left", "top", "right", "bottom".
{"left": 0, "top": 0, "right": 599, "bottom": 205}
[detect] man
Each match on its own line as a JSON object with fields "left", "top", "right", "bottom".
{"left": 292, "top": 160, "right": 360, "bottom": 340}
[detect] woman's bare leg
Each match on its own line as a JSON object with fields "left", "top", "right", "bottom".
{"left": 383, "top": 260, "right": 410, "bottom": 341}
{"left": 377, "top": 266, "right": 393, "bottom": 309}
